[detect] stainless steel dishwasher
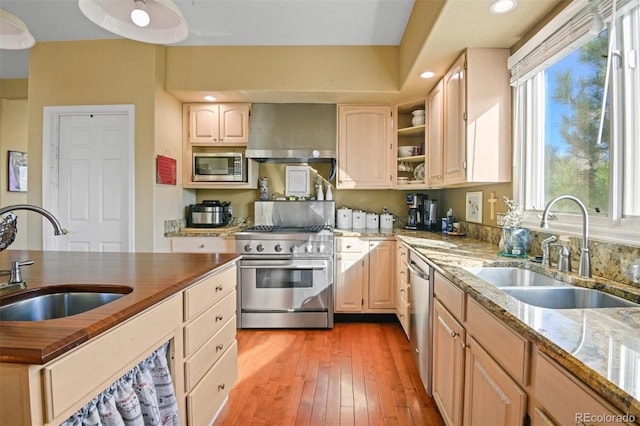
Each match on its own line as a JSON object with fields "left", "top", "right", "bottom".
{"left": 408, "top": 249, "right": 433, "bottom": 396}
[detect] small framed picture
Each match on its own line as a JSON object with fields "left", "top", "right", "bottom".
{"left": 8, "top": 151, "right": 28, "bottom": 192}
{"left": 466, "top": 191, "right": 483, "bottom": 223}
{"left": 285, "top": 166, "right": 310, "bottom": 197}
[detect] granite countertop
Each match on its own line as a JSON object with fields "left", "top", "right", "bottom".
{"left": 0, "top": 250, "right": 240, "bottom": 364}
{"left": 390, "top": 232, "right": 640, "bottom": 419}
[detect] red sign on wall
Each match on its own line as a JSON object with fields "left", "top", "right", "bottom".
{"left": 156, "top": 155, "right": 177, "bottom": 185}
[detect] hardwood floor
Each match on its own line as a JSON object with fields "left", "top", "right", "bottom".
{"left": 213, "top": 321, "right": 444, "bottom": 425}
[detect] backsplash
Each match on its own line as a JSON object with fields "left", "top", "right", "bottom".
{"left": 464, "top": 222, "right": 640, "bottom": 287}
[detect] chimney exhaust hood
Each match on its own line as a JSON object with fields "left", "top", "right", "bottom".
{"left": 246, "top": 103, "right": 337, "bottom": 162}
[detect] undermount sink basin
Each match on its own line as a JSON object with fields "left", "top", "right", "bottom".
{"left": 464, "top": 267, "right": 567, "bottom": 287}
{"left": 0, "top": 286, "right": 133, "bottom": 321}
{"left": 501, "top": 286, "right": 639, "bottom": 309}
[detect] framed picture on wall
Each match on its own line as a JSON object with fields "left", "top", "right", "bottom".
{"left": 8, "top": 151, "right": 28, "bottom": 192}
{"left": 466, "top": 191, "right": 483, "bottom": 223}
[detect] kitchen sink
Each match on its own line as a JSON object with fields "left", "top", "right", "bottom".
{"left": 0, "top": 286, "right": 133, "bottom": 321}
{"left": 501, "top": 286, "right": 639, "bottom": 309}
{"left": 463, "top": 267, "right": 567, "bottom": 287}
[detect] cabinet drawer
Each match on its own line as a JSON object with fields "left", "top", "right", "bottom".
{"left": 43, "top": 295, "right": 181, "bottom": 422}
{"left": 187, "top": 340, "right": 238, "bottom": 426}
{"left": 184, "top": 291, "right": 236, "bottom": 357}
{"left": 434, "top": 272, "right": 465, "bottom": 321}
{"left": 535, "top": 352, "right": 624, "bottom": 425}
{"left": 398, "top": 272, "right": 410, "bottom": 304}
{"left": 397, "top": 296, "right": 410, "bottom": 338}
{"left": 184, "top": 316, "right": 236, "bottom": 392}
{"left": 171, "top": 237, "right": 236, "bottom": 253}
{"left": 184, "top": 264, "right": 236, "bottom": 321}
{"left": 336, "top": 237, "right": 367, "bottom": 252}
{"left": 465, "top": 298, "right": 529, "bottom": 385}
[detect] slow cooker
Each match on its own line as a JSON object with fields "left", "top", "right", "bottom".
{"left": 187, "top": 200, "right": 233, "bottom": 228}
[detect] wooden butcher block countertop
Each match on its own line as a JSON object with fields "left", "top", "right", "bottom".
{"left": 0, "top": 250, "right": 239, "bottom": 365}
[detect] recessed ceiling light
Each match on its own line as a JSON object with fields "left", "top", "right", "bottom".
{"left": 490, "top": 0, "right": 517, "bottom": 14}
{"left": 203, "top": 95, "right": 217, "bottom": 102}
{"left": 420, "top": 71, "right": 436, "bottom": 79}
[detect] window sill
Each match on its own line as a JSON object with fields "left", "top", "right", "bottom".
{"left": 520, "top": 216, "right": 640, "bottom": 247}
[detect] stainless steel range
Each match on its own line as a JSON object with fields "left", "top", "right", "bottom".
{"left": 235, "top": 201, "right": 335, "bottom": 329}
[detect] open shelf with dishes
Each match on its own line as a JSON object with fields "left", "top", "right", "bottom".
{"left": 394, "top": 97, "right": 427, "bottom": 188}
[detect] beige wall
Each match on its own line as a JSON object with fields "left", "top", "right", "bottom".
{"left": 24, "top": 40, "right": 169, "bottom": 251}
{"left": 166, "top": 46, "right": 399, "bottom": 102}
{"left": 441, "top": 182, "right": 513, "bottom": 228}
{"left": 153, "top": 48, "right": 194, "bottom": 252}
{"left": 0, "top": 98, "right": 29, "bottom": 249}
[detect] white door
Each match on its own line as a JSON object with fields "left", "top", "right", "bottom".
{"left": 43, "top": 106, "right": 134, "bottom": 252}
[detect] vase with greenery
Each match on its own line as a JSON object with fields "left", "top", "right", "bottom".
{"left": 499, "top": 197, "right": 529, "bottom": 257}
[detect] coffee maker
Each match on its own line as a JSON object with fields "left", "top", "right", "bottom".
{"left": 423, "top": 199, "right": 438, "bottom": 231}
{"left": 405, "top": 193, "right": 425, "bottom": 229}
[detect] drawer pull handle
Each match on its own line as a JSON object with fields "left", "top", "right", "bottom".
{"left": 437, "top": 315, "right": 458, "bottom": 340}
{"left": 216, "top": 344, "right": 224, "bottom": 351}
{"left": 218, "top": 383, "right": 225, "bottom": 391}
{"left": 216, "top": 314, "right": 224, "bottom": 321}
{"left": 199, "top": 244, "right": 205, "bottom": 248}
{"left": 215, "top": 285, "right": 223, "bottom": 291}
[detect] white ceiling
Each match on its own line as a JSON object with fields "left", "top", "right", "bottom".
{"left": 0, "top": 0, "right": 563, "bottom": 101}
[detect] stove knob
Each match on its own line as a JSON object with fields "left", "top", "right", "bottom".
{"left": 305, "top": 243, "right": 313, "bottom": 253}
{"left": 317, "top": 243, "right": 325, "bottom": 253}
{"left": 290, "top": 246, "right": 298, "bottom": 253}
{"left": 244, "top": 244, "right": 252, "bottom": 252}
{"left": 275, "top": 244, "right": 283, "bottom": 252}
{"left": 257, "top": 244, "right": 265, "bottom": 252}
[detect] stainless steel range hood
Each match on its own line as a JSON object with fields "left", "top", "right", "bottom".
{"left": 246, "top": 103, "right": 337, "bottom": 162}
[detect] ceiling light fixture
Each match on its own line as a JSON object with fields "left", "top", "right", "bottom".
{"left": 78, "top": 0, "right": 189, "bottom": 45}
{"left": 0, "top": 8, "right": 36, "bottom": 50}
{"left": 203, "top": 95, "right": 217, "bottom": 102}
{"left": 131, "top": 0, "right": 150, "bottom": 28}
{"left": 490, "top": 0, "right": 518, "bottom": 14}
{"left": 420, "top": 71, "right": 435, "bottom": 79}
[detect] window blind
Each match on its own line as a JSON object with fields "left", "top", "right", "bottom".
{"left": 508, "top": 0, "right": 639, "bottom": 86}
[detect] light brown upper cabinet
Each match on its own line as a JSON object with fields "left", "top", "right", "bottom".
{"left": 188, "top": 104, "right": 250, "bottom": 145}
{"left": 430, "top": 48, "right": 512, "bottom": 187}
{"left": 337, "top": 105, "right": 392, "bottom": 189}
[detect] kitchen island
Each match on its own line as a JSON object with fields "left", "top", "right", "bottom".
{"left": 0, "top": 250, "right": 240, "bottom": 425}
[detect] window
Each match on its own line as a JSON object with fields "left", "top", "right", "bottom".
{"left": 511, "top": 0, "right": 640, "bottom": 244}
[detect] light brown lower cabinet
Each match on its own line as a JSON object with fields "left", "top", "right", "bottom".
{"left": 433, "top": 299, "right": 465, "bottom": 426}
{"left": 533, "top": 352, "right": 628, "bottom": 425}
{"left": 431, "top": 270, "right": 634, "bottom": 426}
{"left": 463, "top": 334, "right": 527, "bottom": 426}
{"left": 432, "top": 285, "right": 527, "bottom": 426}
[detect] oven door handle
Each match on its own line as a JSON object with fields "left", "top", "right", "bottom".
{"left": 239, "top": 261, "right": 328, "bottom": 270}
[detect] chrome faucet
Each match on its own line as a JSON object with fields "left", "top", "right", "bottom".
{"left": 0, "top": 204, "right": 67, "bottom": 236}
{"left": 0, "top": 205, "right": 67, "bottom": 290}
{"left": 540, "top": 195, "right": 591, "bottom": 278}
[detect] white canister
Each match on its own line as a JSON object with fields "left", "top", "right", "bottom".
{"left": 352, "top": 210, "right": 366, "bottom": 228}
{"left": 336, "top": 207, "right": 352, "bottom": 229}
{"left": 366, "top": 213, "right": 379, "bottom": 229}
{"left": 380, "top": 213, "right": 394, "bottom": 229}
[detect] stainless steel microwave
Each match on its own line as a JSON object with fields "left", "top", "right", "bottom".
{"left": 192, "top": 152, "right": 246, "bottom": 182}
